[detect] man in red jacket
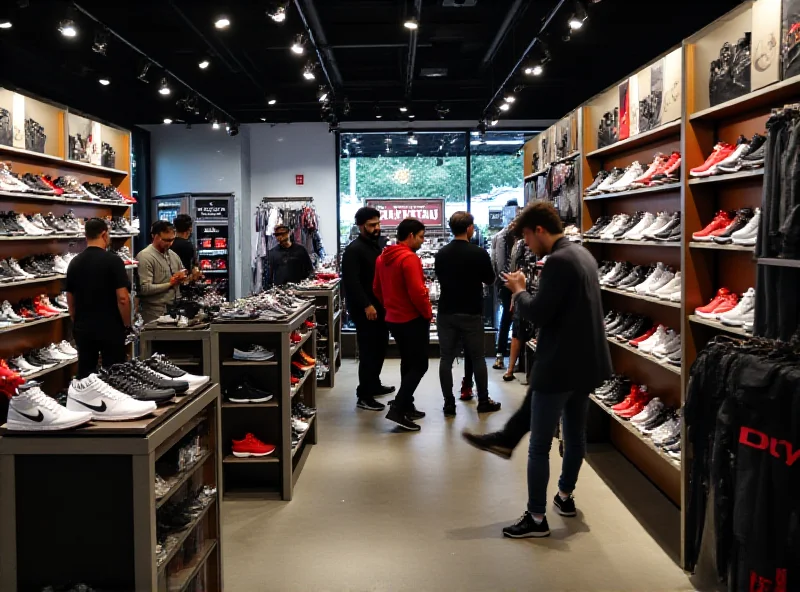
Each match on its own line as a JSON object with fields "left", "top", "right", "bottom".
{"left": 373, "top": 218, "right": 432, "bottom": 431}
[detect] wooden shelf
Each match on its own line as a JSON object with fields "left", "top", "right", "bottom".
{"left": 601, "top": 286, "right": 681, "bottom": 308}
{"left": 584, "top": 238, "right": 680, "bottom": 248}
{"left": 0, "top": 313, "right": 69, "bottom": 335}
{"left": 222, "top": 453, "right": 280, "bottom": 464}
{"left": 589, "top": 394, "right": 681, "bottom": 471}
{"left": 584, "top": 183, "right": 681, "bottom": 201}
{"left": 222, "top": 400, "right": 278, "bottom": 408}
{"left": 688, "top": 314, "right": 750, "bottom": 337}
{"left": 0, "top": 189, "right": 131, "bottom": 209}
{"left": 757, "top": 257, "right": 800, "bottom": 268}
{"left": 157, "top": 495, "right": 217, "bottom": 572}
{"left": 155, "top": 450, "right": 213, "bottom": 510}
{"left": 689, "top": 74, "right": 800, "bottom": 122}
{"left": 222, "top": 359, "right": 277, "bottom": 366}
{"left": 0, "top": 143, "right": 129, "bottom": 176}
{"left": 292, "top": 415, "right": 316, "bottom": 459}
{"left": 21, "top": 356, "right": 77, "bottom": 380}
{"left": 291, "top": 368, "right": 314, "bottom": 398}
{"left": 689, "top": 241, "right": 755, "bottom": 253}
{"left": 0, "top": 274, "right": 66, "bottom": 288}
{"left": 606, "top": 337, "right": 681, "bottom": 376}
{"left": 167, "top": 539, "right": 217, "bottom": 592}
{"left": 0, "top": 233, "right": 135, "bottom": 242}
{"left": 586, "top": 121, "right": 681, "bottom": 159}
{"left": 688, "top": 168, "right": 764, "bottom": 185}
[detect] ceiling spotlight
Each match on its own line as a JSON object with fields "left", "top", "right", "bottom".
{"left": 317, "top": 86, "right": 330, "bottom": 103}
{"left": 267, "top": 97, "right": 277, "bottom": 105}
{"left": 499, "top": 103, "right": 511, "bottom": 112}
{"left": 0, "top": 21, "right": 12, "bottom": 29}
{"left": 568, "top": 1, "right": 588, "bottom": 30}
{"left": 404, "top": 18, "right": 419, "bottom": 30}
{"left": 212, "top": 120, "right": 220, "bottom": 130}
{"left": 163, "top": 118, "right": 173, "bottom": 125}
{"left": 291, "top": 34, "right": 306, "bottom": 55}
{"left": 58, "top": 19, "right": 77, "bottom": 37}
{"left": 261, "top": 117, "right": 267, "bottom": 121}
{"left": 158, "top": 78, "right": 171, "bottom": 96}
{"left": 490, "top": 118, "right": 499, "bottom": 126}
{"left": 268, "top": 2, "right": 288, "bottom": 22}
{"left": 198, "top": 59, "right": 210, "bottom": 69}
{"left": 214, "top": 17, "right": 230, "bottom": 29}
{"left": 302, "top": 62, "right": 316, "bottom": 80}
{"left": 92, "top": 29, "right": 108, "bottom": 54}
{"left": 374, "top": 106, "right": 382, "bottom": 119}
{"left": 98, "top": 78, "right": 110, "bottom": 86}
{"left": 137, "top": 61, "right": 151, "bottom": 83}
{"left": 399, "top": 105, "right": 408, "bottom": 113}
{"left": 504, "top": 95, "right": 516, "bottom": 103}
{"left": 408, "top": 114, "right": 415, "bottom": 119}
{"left": 568, "top": 15, "right": 584, "bottom": 29}
{"left": 227, "top": 122, "right": 240, "bottom": 137}
{"left": 525, "top": 64, "right": 544, "bottom": 76}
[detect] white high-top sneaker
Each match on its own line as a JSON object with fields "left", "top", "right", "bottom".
{"left": 730, "top": 208, "right": 761, "bottom": 247}
{"left": 622, "top": 212, "right": 656, "bottom": 241}
{"left": 7, "top": 384, "right": 93, "bottom": 431}
{"left": 46, "top": 344, "right": 74, "bottom": 361}
{"left": 16, "top": 214, "right": 46, "bottom": 236}
{"left": 600, "top": 262, "right": 625, "bottom": 285}
{"left": 600, "top": 214, "right": 630, "bottom": 240}
{"left": 2, "top": 300, "right": 25, "bottom": 322}
{"left": 607, "top": 162, "right": 644, "bottom": 192}
{"left": 647, "top": 270, "right": 675, "bottom": 295}
{"left": 631, "top": 398, "right": 665, "bottom": 426}
{"left": 654, "top": 271, "right": 682, "bottom": 300}
{"left": 640, "top": 326, "right": 670, "bottom": 355}
{"left": 57, "top": 341, "right": 78, "bottom": 356}
{"left": 641, "top": 212, "right": 672, "bottom": 240}
{"left": 718, "top": 288, "right": 756, "bottom": 327}
{"left": 634, "top": 264, "right": 666, "bottom": 294}
{"left": 67, "top": 374, "right": 157, "bottom": 421}
{"left": 653, "top": 331, "right": 681, "bottom": 359}
{"left": 707, "top": 140, "right": 750, "bottom": 176}
{"left": 9, "top": 259, "right": 34, "bottom": 279}
{"left": 11, "top": 355, "right": 39, "bottom": 375}
{"left": 53, "top": 255, "right": 69, "bottom": 274}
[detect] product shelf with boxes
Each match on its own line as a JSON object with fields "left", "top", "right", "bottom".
{"left": 292, "top": 279, "right": 342, "bottom": 387}
{"left": 0, "top": 383, "right": 223, "bottom": 592}
{"left": 211, "top": 303, "right": 317, "bottom": 501}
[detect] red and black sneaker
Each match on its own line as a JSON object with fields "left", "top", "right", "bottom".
{"left": 304, "top": 319, "right": 316, "bottom": 330}
{"left": 292, "top": 359, "right": 314, "bottom": 372}
{"left": 460, "top": 377, "right": 474, "bottom": 401}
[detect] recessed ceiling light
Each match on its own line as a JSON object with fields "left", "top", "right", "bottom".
{"left": 527, "top": 64, "right": 544, "bottom": 76}
{"left": 399, "top": 106, "right": 408, "bottom": 112}
{"left": 499, "top": 103, "right": 510, "bottom": 111}
{"left": 98, "top": 78, "right": 110, "bottom": 86}
{"left": 158, "top": 78, "right": 171, "bottom": 96}
{"left": 291, "top": 34, "right": 305, "bottom": 55}
{"left": 268, "top": 4, "right": 287, "bottom": 22}
{"left": 568, "top": 15, "right": 585, "bottom": 30}
{"left": 268, "top": 98, "right": 277, "bottom": 105}
{"left": 0, "top": 21, "right": 12, "bottom": 29}
{"left": 215, "top": 17, "right": 230, "bottom": 29}
{"left": 163, "top": 118, "right": 173, "bottom": 125}
{"left": 260, "top": 117, "right": 267, "bottom": 121}
{"left": 409, "top": 114, "right": 415, "bottom": 119}
{"left": 59, "top": 19, "right": 77, "bottom": 37}
{"left": 504, "top": 95, "right": 516, "bottom": 103}
{"left": 198, "top": 60, "right": 210, "bottom": 69}
{"left": 404, "top": 18, "right": 418, "bottom": 30}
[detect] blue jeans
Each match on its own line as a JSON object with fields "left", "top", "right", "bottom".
{"left": 527, "top": 389, "right": 590, "bottom": 515}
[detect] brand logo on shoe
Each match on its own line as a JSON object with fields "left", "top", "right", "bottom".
{"left": 17, "top": 409, "right": 44, "bottom": 422}
{"left": 74, "top": 399, "right": 107, "bottom": 413}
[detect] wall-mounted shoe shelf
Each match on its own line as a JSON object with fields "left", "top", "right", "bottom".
{"left": 687, "top": 169, "right": 764, "bottom": 185}
{"left": 689, "top": 242, "right": 755, "bottom": 253}
{"left": 583, "top": 183, "right": 681, "bottom": 201}
{"left": 584, "top": 238, "right": 681, "bottom": 248}
{"left": 601, "top": 286, "right": 682, "bottom": 308}
{"left": 606, "top": 336, "right": 682, "bottom": 376}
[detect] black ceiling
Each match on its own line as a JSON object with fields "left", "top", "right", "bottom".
{"left": 0, "top": 0, "right": 742, "bottom": 129}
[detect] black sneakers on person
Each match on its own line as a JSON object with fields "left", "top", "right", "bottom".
{"left": 357, "top": 396, "right": 385, "bottom": 411}
{"left": 553, "top": 494, "right": 577, "bottom": 516}
{"left": 443, "top": 399, "right": 457, "bottom": 417}
{"left": 461, "top": 430, "right": 513, "bottom": 459}
{"left": 477, "top": 398, "right": 502, "bottom": 413}
{"left": 502, "top": 512, "right": 550, "bottom": 538}
{"left": 386, "top": 404, "right": 421, "bottom": 431}
{"left": 375, "top": 384, "right": 395, "bottom": 397}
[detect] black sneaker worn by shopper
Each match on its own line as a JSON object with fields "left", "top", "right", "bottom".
{"left": 357, "top": 396, "right": 385, "bottom": 411}
{"left": 503, "top": 512, "right": 550, "bottom": 538}
{"left": 386, "top": 404, "right": 421, "bottom": 431}
{"left": 553, "top": 493, "right": 577, "bottom": 516}
{"left": 461, "top": 430, "right": 513, "bottom": 459}
{"left": 443, "top": 399, "right": 457, "bottom": 417}
{"left": 388, "top": 399, "right": 425, "bottom": 420}
{"left": 477, "top": 398, "right": 502, "bottom": 413}
{"left": 375, "top": 384, "right": 395, "bottom": 397}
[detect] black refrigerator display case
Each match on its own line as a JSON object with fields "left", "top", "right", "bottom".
{"left": 152, "top": 193, "right": 236, "bottom": 301}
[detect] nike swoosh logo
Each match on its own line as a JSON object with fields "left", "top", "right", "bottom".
{"left": 17, "top": 409, "right": 44, "bottom": 422}
{"left": 74, "top": 399, "right": 107, "bottom": 413}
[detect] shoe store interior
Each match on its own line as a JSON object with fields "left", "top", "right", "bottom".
{"left": 0, "top": 0, "right": 798, "bottom": 591}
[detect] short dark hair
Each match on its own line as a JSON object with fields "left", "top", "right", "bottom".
{"left": 515, "top": 202, "right": 564, "bottom": 235}
{"left": 151, "top": 220, "right": 175, "bottom": 236}
{"left": 448, "top": 211, "right": 474, "bottom": 235}
{"left": 85, "top": 217, "right": 108, "bottom": 240}
{"left": 396, "top": 218, "right": 425, "bottom": 241}
{"left": 174, "top": 214, "right": 193, "bottom": 233}
{"left": 274, "top": 224, "right": 290, "bottom": 235}
{"left": 355, "top": 207, "right": 381, "bottom": 226}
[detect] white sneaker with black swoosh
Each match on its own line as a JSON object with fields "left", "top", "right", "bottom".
{"left": 7, "top": 384, "right": 92, "bottom": 431}
{"left": 67, "top": 373, "right": 156, "bottom": 421}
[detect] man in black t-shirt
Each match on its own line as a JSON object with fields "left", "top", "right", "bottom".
{"left": 171, "top": 214, "right": 197, "bottom": 272}
{"left": 267, "top": 224, "right": 314, "bottom": 286}
{"left": 435, "top": 212, "right": 501, "bottom": 416}
{"left": 66, "top": 218, "right": 132, "bottom": 378}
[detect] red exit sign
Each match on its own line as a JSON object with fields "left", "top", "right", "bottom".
{"left": 295, "top": 174, "right": 304, "bottom": 185}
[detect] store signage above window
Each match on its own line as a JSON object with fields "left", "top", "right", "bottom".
{"left": 195, "top": 199, "right": 229, "bottom": 220}
{"left": 365, "top": 198, "right": 446, "bottom": 228}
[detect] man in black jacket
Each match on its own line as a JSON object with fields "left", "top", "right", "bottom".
{"left": 267, "top": 224, "right": 315, "bottom": 286}
{"left": 467, "top": 202, "right": 611, "bottom": 539}
{"left": 342, "top": 207, "right": 393, "bottom": 411}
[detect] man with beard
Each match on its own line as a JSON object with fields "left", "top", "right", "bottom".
{"left": 342, "top": 207, "right": 394, "bottom": 412}
{"left": 373, "top": 218, "right": 432, "bottom": 431}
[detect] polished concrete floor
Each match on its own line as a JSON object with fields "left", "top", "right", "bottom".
{"left": 221, "top": 358, "right": 694, "bottom": 592}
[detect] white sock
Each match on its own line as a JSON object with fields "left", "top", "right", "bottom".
{"left": 558, "top": 493, "right": 570, "bottom": 501}
{"left": 532, "top": 514, "right": 544, "bottom": 524}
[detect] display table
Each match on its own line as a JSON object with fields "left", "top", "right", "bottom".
{"left": 293, "top": 281, "right": 342, "bottom": 387}
{"left": 140, "top": 322, "right": 214, "bottom": 377}
{"left": 0, "top": 383, "right": 222, "bottom": 592}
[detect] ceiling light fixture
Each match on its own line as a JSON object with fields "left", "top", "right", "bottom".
{"left": 568, "top": 0, "right": 588, "bottom": 30}
{"left": 267, "top": 97, "right": 277, "bottom": 105}
{"left": 198, "top": 59, "right": 210, "bottom": 69}
{"left": 399, "top": 105, "right": 408, "bottom": 113}
{"left": 212, "top": 120, "right": 220, "bottom": 130}
{"left": 490, "top": 119, "right": 499, "bottom": 126}
{"left": 214, "top": 17, "right": 230, "bottom": 29}
{"left": 0, "top": 21, "right": 12, "bottom": 29}
{"left": 499, "top": 103, "right": 511, "bottom": 112}
{"left": 58, "top": 19, "right": 77, "bottom": 37}
{"left": 404, "top": 18, "right": 418, "bottom": 30}
{"left": 291, "top": 34, "right": 306, "bottom": 55}
{"left": 302, "top": 62, "right": 316, "bottom": 80}
{"left": 504, "top": 95, "right": 516, "bottom": 103}
{"left": 261, "top": 117, "right": 267, "bottom": 121}
{"left": 525, "top": 63, "right": 544, "bottom": 76}
{"left": 408, "top": 114, "right": 415, "bottom": 119}
{"left": 137, "top": 61, "right": 151, "bottom": 83}
{"left": 317, "top": 86, "right": 330, "bottom": 103}
{"left": 163, "top": 118, "right": 173, "bottom": 125}
{"left": 374, "top": 106, "right": 382, "bottom": 119}
{"left": 158, "top": 78, "right": 171, "bottom": 96}
{"left": 92, "top": 29, "right": 108, "bottom": 54}
{"left": 98, "top": 78, "right": 110, "bottom": 86}
{"left": 268, "top": 2, "right": 288, "bottom": 22}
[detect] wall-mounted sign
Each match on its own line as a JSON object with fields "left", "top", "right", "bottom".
{"left": 296, "top": 174, "right": 304, "bottom": 185}
{"left": 488, "top": 209, "right": 504, "bottom": 229}
{"left": 365, "top": 198, "right": 446, "bottom": 228}
{"left": 195, "top": 199, "right": 229, "bottom": 220}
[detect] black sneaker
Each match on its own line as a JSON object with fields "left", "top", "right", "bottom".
{"left": 386, "top": 405, "right": 421, "bottom": 431}
{"left": 375, "top": 384, "right": 395, "bottom": 397}
{"left": 406, "top": 406, "right": 425, "bottom": 420}
{"left": 357, "top": 396, "right": 385, "bottom": 411}
{"left": 227, "top": 381, "right": 274, "bottom": 403}
{"left": 553, "top": 494, "right": 577, "bottom": 516}
{"left": 443, "top": 399, "right": 457, "bottom": 417}
{"left": 502, "top": 512, "right": 550, "bottom": 538}
{"left": 130, "top": 360, "right": 190, "bottom": 394}
{"left": 461, "top": 430, "right": 513, "bottom": 459}
{"left": 477, "top": 398, "right": 502, "bottom": 413}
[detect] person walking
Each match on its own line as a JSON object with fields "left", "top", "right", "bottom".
{"left": 66, "top": 218, "right": 132, "bottom": 378}
{"left": 373, "top": 218, "right": 432, "bottom": 431}
{"left": 342, "top": 206, "right": 394, "bottom": 412}
{"left": 267, "top": 224, "right": 315, "bottom": 286}
{"left": 137, "top": 220, "right": 186, "bottom": 324}
{"left": 435, "top": 211, "right": 501, "bottom": 417}
{"left": 472, "top": 202, "right": 611, "bottom": 539}
{"left": 492, "top": 222, "right": 515, "bottom": 369}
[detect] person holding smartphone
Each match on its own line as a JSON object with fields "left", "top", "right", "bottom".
{"left": 136, "top": 220, "right": 187, "bottom": 324}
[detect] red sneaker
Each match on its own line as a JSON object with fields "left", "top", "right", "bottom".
{"left": 695, "top": 288, "right": 734, "bottom": 319}
{"left": 298, "top": 351, "right": 316, "bottom": 365}
{"left": 290, "top": 375, "right": 300, "bottom": 385}
{"left": 214, "top": 238, "right": 228, "bottom": 249}
{"left": 460, "top": 377, "right": 474, "bottom": 401}
{"left": 201, "top": 238, "right": 212, "bottom": 249}
{"left": 304, "top": 319, "right": 317, "bottom": 330}
{"left": 692, "top": 211, "right": 734, "bottom": 242}
{"left": 39, "top": 176, "right": 64, "bottom": 195}
{"left": 617, "top": 396, "right": 652, "bottom": 419}
{"left": 690, "top": 143, "right": 735, "bottom": 177}
{"left": 629, "top": 325, "right": 658, "bottom": 347}
{"left": 611, "top": 386, "right": 640, "bottom": 412}
{"left": 36, "top": 295, "right": 61, "bottom": 314}
{"left": 231, "top": 433, "right": 276, "bottom": 458}
{"left": 33, "top": 297, "right": 58, "bottom": 317}
{"left": 290, "top": 331, "right": 302, "bottom": 344}
{"left": 708, "top": 295, "right": 739, "bottom": 319}
{"left": 216, "top": 259, "right": 227, "bottom": 270}
{"left": 292, "top": 359, "right": 314, "bottom": 372}
{"left": 630, "top": 153, "right": 668, "bottom": 187}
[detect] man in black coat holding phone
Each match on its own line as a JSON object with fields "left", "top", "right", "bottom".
{"left": 342, "top": 207, "right": 394, "bottom": 412}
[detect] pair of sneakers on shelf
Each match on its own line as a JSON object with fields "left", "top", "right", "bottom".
{"left": 585, "top": 211, "right": 681, "bottom": 242}
{"left": 690, "top": 133, "right": 766, "bottom": 177}
{"left": 598, "top": 261, "right": 681, "bottom": 301}
{"left": 692, "top": 208, "right": 760, "bottom": 246}
{"left": 585, "top": 152, "right": 682, "bottom": 196}
{"left": 695, "top": 287, "right": 755, "bottom": 329}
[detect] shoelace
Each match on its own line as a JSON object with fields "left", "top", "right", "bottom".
{"left": 22, "top": 387, "right": 65, "bottom": 413}
{"left": 84, "top": 375, "right": 128, "bottom": 400}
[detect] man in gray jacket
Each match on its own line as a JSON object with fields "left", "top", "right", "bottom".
{"left": 468, "top": 202, "right": 611, "bottom": 539}
{"left": 136, "top": 220, "right": 187, "bottom": 323}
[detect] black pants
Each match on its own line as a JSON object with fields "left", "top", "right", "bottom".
{"left": 500, "top": 387, "right": 532, "bottom": 447}
{"left": 496, "top": 286, "right": 513, "bottom": 356}
{"left": 386, "top": 316, "right": 430, "bottom": 412}
{"left": 75, "top": 330, "right": 126, "bottom": 379}
{"left": 352, "top": 312, "right": 389, "bottom": 400}
{"left": 437, "top": 313, "right": 489, "bottom": 403}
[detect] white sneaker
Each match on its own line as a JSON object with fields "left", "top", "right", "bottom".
{"left": 58, "top": 341, "right": 78, "bottom": 356}
{"left": 622, "top": 212, "right": 655, "bottom": 241}
{"left": 12, "top": 355, "right": 40, "bottom": 375}
{"left": 641, "top": 212, "right": 672, "bottom": 240}
{"left": 652, "top": 331, "right": 680, "bottom": 359}
{"left": 9, "top": 259, "right": 34, "bottom": 279}
{"left": 600, "top": 262, "right": 625, "bottom": 285}
{"left": 647, "top": 270, "right": 674, "bottom": 295}
{"left": 2, "top": 300, "right": 24, "bottom": 322}
{"left": 718, "top": 288, "right": 756, "bottom": 327}
{"left": 634, "top": 264, "right": 667, "bottom": 294}
{"left": 156, "top": 315, "right": 177, "bottom": 325}
{"left": 600, "top": 214, "right": 630, "bottom": 240}
{"left": 53, "top": 255, "right": 69, "bottom": 274}
{"left": 631, "top": 398, "right": 665, "bottom": 426}
{"left": 292, "top": 417, "right": 309, "bottom": 433}
{"left": 55, "top": 293, "right": 69, "bottom": 309}
{"left": 46, "top": 344, "right": 74, "bottom": 361}
{"left": 639, "top": 326, "right": 668, "bottom": 355}
{"left": 731, "top": 208, "right": 761, "bottom": 246}
{"left": 708, "top": 141, "right": 750, "bottom": 176}
{"left": 147, "top": 354, "right": 210, "bottom": 389}
{"left": 67, "top": 374, "right": 157, "bottom": 421}
{"left": 607, "top": 162, "right": 644, "bottom": 192}
{"left": 653, "top": 271, "right": 682, "bottom": 300}
{"left": 7, "top": 385, "right": 93, "bottom": 431}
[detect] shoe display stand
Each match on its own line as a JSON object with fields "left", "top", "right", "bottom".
{"left": 211, "top": 304, "right": 317, "bottom": 500}
{"left": 0, "top": 86, "right": 134, "bottom": 426}
{"left": 293, "top": 280, "right": 342, "bottom": 388}
{"left": 0, "top": 383, "right": 223, "bottom": 592}
{"left": 140, "top": 324, "right": 213, "bottom": 379}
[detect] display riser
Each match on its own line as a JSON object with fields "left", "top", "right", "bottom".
{"left": 140, "top": 327, "right": 213, "bottom": 378}
{"left": 293, "top": 282, "right": 342, "bottom": 388}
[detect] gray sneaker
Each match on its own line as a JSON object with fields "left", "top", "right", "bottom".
{"left": 233, "top": 345, "right": 275, "bottom": 361}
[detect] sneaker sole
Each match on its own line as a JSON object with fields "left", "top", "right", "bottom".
{"left": 503, "top": 529, "right": 550, "bottom": 538}
{"left": 461, "top": 431, "right": 512, "bottom": 459}
{"left": 386, "top": 416, "right": 420, "bottom": 431}
{"left": 553, "top": 502, "right": 577, "bottom": 517}
{"left": 6, "top": 415, "right": 92, "bottom": 431}
{"left": 232, "top": 450, "right": 274, "bottom": 457}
